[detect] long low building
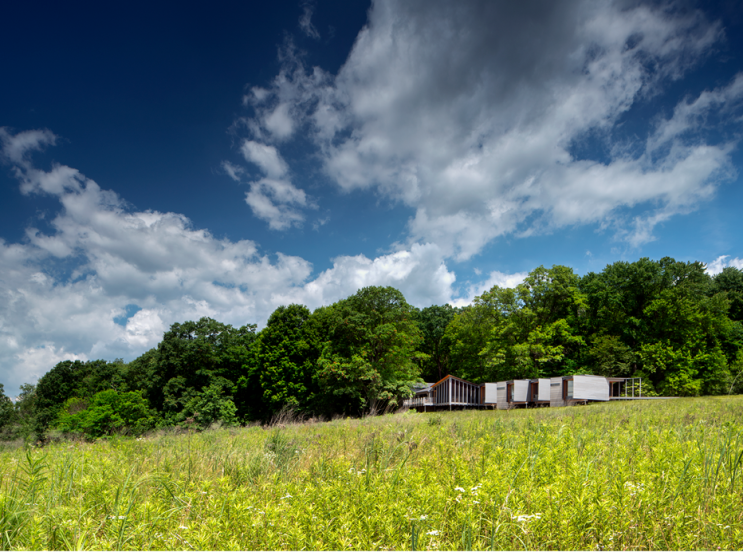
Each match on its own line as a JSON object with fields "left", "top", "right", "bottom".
{"left": 403, "top": 374, "right": 644, "bottom": 411}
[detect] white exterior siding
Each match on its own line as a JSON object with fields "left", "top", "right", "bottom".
{"left": 483, "top": 383, "right": 498, "bottom": 404}
{"left": 537, "top": 378, "right": 551, "bottom": 402}
{"left": 496, "top": 382, "right": 508, "bottom": 410}
{"left": 573, "top": 375, "right": 609, "bottom": 401}
{"left": 513, "top": 380, "right": 529, "bottom": 402}
{"left": 550, "top": 377, "right": 565, "bottom": 407}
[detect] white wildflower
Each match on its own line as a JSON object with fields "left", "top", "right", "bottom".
{"left": 623, "top": 481, "right": 644, "bottom": 497}
{"left": 427, "top": 530, "right": 440, "bottom": 536}
{"left": 454, "top": 486, "right": 465, "bottom": 492}
{"left": 420, "top": 515, "right": 428, "bottom": 520}
{"left": 280, "top": 494, "right": 293, "bottom": 500}
{"left": 512, "top": 513, "right": 541, "bottom": 523}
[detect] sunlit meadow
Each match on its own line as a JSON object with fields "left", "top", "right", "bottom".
{"left": 1, "top": 397, "right": 742, "bottom": 550}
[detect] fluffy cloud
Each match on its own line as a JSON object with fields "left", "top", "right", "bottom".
{"left": 452, "top": 271, "right": 530, "bottom": 308}
{"left": 706, "top": 255, "right": 743, "bottom": 276}
{"left": 0, "top": 129, "right": 513, "bottom": 396}
{"left": 241, "top": 0, "right": 741, "bottom": 259}
{"left": 0, "top": 127, "right": 56, "bottom": 165}
{"left": 239, "top": 139, "right": 312, "bottom": 230}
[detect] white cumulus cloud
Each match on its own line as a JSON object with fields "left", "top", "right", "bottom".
{"left": 238, "top": 139, "right": 312, "bottom": 230}
{"left": 0, "top": 129, "right": 518, "bottom": 396}
{"left": 240, "top": 0, "right": 741, "bottom": 260}
{"left": 706, "top": 255, "right": 743, "bottom": 276}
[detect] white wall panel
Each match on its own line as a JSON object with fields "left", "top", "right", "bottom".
{"left": 550, "top": 377, "right": 565, "bottom": 407}
{"left": 483, "top": 383, "right": 498, "bottom": 404}
{"left": 573, "top": 375, "right": 609, "bottom": 401}
{"left": 513, "top": 380, "right": 529, "bottom": 402}
{"left": 496, "top": 382, "right": 508, "bottom": 409}
{"left": 538, "top": 379, "right": 551, "bottom": 401}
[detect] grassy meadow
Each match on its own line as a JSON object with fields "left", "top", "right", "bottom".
{"left": 1, "top": 397, "right": 742, "bottom": 550}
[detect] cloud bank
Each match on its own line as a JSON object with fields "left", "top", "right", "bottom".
{"left": 0, "top": 128, "right": 486, "bottom": 395}
{"left": 232, "top": 0, "right": 741, "bottom": 259}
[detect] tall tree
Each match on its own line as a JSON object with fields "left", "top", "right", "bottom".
{"left": 317, "top": 286, "right": 424, "bottom": 413}
{"left": 249, "top": 304, "right": 323, "bottom": 419}
{"left": 0, "top": 384, "right": 15, "bottom": 433}
{"left": 33, "top": 360, "right": 123, "bottom": 434}
{"left": 414, "top": 304, "right": 457, "bottom": 382}
{"left": 146, "top": 317, "right": 256, "bottom": 423}
{"left": 710, "top": 266, "right": 743, "bottom": 322}
{"left": 442, "top": 292, "right": 504, "bottom": 383}
{"left": 481, "top": 266, "right": 587, "bottom": 380}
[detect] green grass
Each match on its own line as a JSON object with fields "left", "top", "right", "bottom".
{"left": 1, "top": 397, "right": 743, "bottom": 550}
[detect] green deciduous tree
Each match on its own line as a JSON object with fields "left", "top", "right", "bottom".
{"left": 146, "top": 317, "right": 256, "bottom": 423}
{"left": 414, "top": 304, "right": 457, "bottom": 382}
{"left": 710, "top": 266, "right": 743, "bottom": 322}
{"left": 251, "top": 304, "right": 323, "bottom": 419}
{"left": 317, "top": 286, "right": 424, "bottom": 413}
{"left": 639, "top": 287, "right": 733, "bottom": 395}
{"left": 481, "top": 266, "right": 586, "bottom": 380}
{"left": 33, "top": 359, "right": 128, "bottom": 435}
{"left": 586, "top": 335, "right": 635, "bottom": 377}
{"left": 178, "top": 377, "right": 238, "bottom": 428}
{"left": 56, "top": 389, "right": 154, "bottom": 438}
{"left": 0, "top": 384, "right": 15, "bottom": 433}
{"left": 442, "top": 295, "right": 502, "bottom": 383}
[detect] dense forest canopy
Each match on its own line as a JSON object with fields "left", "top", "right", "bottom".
{"left": 2, "top": 257, "right": 742, "bottom": 440}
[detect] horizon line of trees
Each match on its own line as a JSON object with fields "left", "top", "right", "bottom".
{"left": 1, "top": 256, "right": 742, "bottom": 441}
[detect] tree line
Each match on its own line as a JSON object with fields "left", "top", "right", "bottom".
{"left": 1, "top": 257, "right": 742, "bottom": 440}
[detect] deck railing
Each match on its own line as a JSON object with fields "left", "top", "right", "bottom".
{"left": 432, "top": 377, "right": 481, "bottom": 407}
{"left": 403, "top": 396, "right": 434, "bottom": 408}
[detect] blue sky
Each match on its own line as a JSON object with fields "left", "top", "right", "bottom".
{"left": 1, "top": 0, "right": 743, "bottom": 396}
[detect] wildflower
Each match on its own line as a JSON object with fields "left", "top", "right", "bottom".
{"left": 473, "top": 500, "right": 480, "bottom": 504}
{"left": 623, "top": 481, "right": 644, "bottom": 497}
{"left": 454, "top": 486, "right": 465, "bottom": 492}
{"left": 427, "top": 530, "right": 440, "bottom": 536}
{"left": 512, "top": 513, "right": 541, "bottom": 523}
{"left": 179, "top": 525, "right": 188, "bottom": 530}
{"left": 420, "top": 515, "right": 428, "bottom": 520}
{"left": 280, "top": 494, "right": 293, "bottom": 500}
